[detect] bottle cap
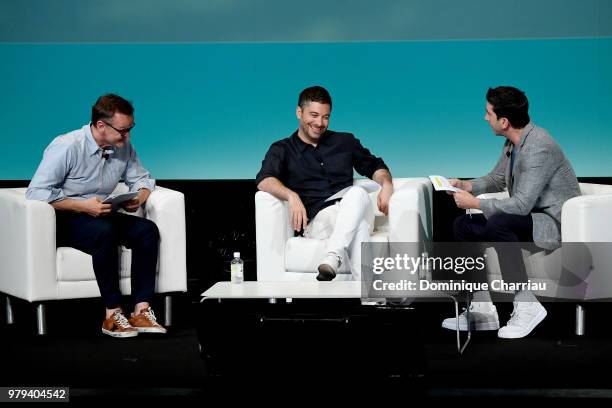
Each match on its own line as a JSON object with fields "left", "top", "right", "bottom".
{"left": 234, "top": 252, "right": 240, "bottom": 258}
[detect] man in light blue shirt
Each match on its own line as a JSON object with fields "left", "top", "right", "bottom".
{"left": 27, "top": 94, "right": 166, "bottom": 338}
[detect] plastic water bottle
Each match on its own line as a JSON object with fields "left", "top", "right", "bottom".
{"left": 230, "top": 252, "right": 244, "bottom": 284}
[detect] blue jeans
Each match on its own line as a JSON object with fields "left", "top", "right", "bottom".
{"left": 56, "top": 211, "right": 160, "bottom": 308}
{"left": 453, "top": 213, "right": 533, "bottom": 284}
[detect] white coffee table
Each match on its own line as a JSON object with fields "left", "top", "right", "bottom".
{"left": 201, "top": 280, "right": 472, "bottom": 354}
{"left": 202, "top": 281, "right": 361, "bottom": 300}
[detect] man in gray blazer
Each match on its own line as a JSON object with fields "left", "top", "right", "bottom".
{"left": 442, "top": 86, "right": 580, "bottom": 339}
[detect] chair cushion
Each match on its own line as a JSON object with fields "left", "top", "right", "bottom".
{"left": 284, "top": 231, "right": 389, "bottom": 274}
{"left": 56, "top": 246, "right": 132, "bottom": 282}
{"left": 119, "top": 247, "right": 132, "bottom": 279}
{"left": 56, "top": 247, "right": 96, "bottom": 282}
{"left": 485, "top": 247, "right": 589, "bottom": 299}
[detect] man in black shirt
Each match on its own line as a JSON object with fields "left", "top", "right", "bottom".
{"left": 256, "top": 86, "right": 393, "bottom": 281}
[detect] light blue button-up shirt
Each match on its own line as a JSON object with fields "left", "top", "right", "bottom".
{"left": 26, "top": 124, "right": 155, "bottom": 202}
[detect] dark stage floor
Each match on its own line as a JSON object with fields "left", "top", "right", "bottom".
{"left": 2, "top": 295, "right": 612, "bottom": 403}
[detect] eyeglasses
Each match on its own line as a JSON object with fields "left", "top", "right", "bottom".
{"left": 103, "top": 121, "right": 135, "bottom": 136}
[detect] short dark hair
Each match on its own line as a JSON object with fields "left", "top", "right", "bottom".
{"left": 298, "top": 86, "right": 332, "bottom": 110}
{"left": 91, "top": 94, "right": 134, "bottom": 124}
{"left": 486, "top": 86, "right": 530, "bottom": 128}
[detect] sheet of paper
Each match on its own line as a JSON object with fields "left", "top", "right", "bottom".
{"left": 429, "top": 175, "right": 460, "bottom": 192}
{"left": 102, "top": 191, "right": 139, "bottom": 206}
{"left": 325, "top": 180, "right": 380, "bottom": 202}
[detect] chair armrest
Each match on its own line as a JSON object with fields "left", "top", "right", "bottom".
{"left": 0, "top": 189, "right": 58, "bottom": 301}
{"left": 387, "top": 179, "right": 433, "bottom": 264}
{"left": 145, "top": 187, "right": 187, "bottom": 292}
{"left": 388, "top": 179, "right": 433, "bottom": 243}
{"left": 562, "top": 194, "right": 612, "bottom": 242}
{"left": 560, "top": 194, "right": 612, "bottom": 299}
{"left": 255, "top": 191, "right": 291, "bottom": 281}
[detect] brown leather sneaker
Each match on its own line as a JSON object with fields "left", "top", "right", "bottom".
{"left": 128, "top": 307, "right": 167, "bottom": 334}
{"left": 102, "top": 310, "right": 138, "bottom": 338}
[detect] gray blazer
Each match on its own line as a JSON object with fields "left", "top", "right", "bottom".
{"left": 471, "top": 123, "right": 580, "bottom": 249}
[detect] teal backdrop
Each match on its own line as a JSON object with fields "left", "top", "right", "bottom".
{"left": 2, "top": 39, "right": 611, "bottom": 179}
{"left": 2, "top": 0, "right": 611, "bottom": 180}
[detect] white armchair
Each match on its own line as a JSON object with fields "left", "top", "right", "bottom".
{"left": 0, "top": 183, "right": 187, "bottom": 334}
{"left": 473, "top": 183, "right": 612, "bottom": 334}
{"left": 255, "top": 178, "right": 433, "bottom": 281}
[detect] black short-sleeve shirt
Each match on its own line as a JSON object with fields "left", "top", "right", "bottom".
{"left": 255, "top": 130, "right": 389, "bottom": 221}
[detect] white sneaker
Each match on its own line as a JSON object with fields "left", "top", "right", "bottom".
{"left": 317, "top": 252, "right": 341, "bottom": 281}
{"left": 497, "top": 301, "right": 547, "bottom": 339}
{"left": 442, "top": 301, "right": 500, "bottom": 331}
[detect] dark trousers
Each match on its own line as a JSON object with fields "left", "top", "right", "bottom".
{"left": 453, "top": 213, "right": 533, "bottom": 284}
{"left": 56, "top": 211, "right": 160, "bottom": 309}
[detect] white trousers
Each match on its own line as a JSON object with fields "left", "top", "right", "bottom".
{"left": 304, "top": 186, "right": 374, "bottom": 280}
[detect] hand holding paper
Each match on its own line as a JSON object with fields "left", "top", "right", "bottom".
{"left": 429, "top": 175, "right": 461, "bottom": 192}
{"left": 102, "top": 191, "right": 139, "bottom": 209}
